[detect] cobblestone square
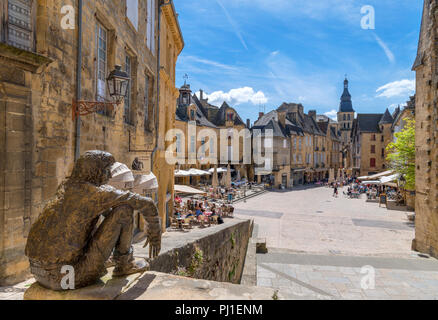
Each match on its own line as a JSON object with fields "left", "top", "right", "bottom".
{"left": 235, "top": 186, "right": 438, "bottom": 300}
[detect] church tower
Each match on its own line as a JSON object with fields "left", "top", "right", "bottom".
{"left": 337, "top": 77, "right": 355, "bottom": 145}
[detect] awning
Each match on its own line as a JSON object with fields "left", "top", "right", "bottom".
{"left": 361, "top": 180, "right": 381, "bottom": 185}
{"left": 174, "top": 185, "right": 207, "bottom": 195}
{"left": 367, "top": 170, "right": 394, "bottom": 180}
{"left": 380, "top": 174, "right": 399, "bottom": 184}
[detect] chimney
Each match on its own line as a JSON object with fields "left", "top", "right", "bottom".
{"left": 278, "top": 111, "right": 286, "bottom": 128}
{"left": 246, "top": 119, "right": 251, "bottom": 128}
{"left": 308, "top": 110, "right": 317, "bottom": 121}
{"left": 258, "top": 112, "right": 264, "bottom": 120}
{"left": 200, "top": 89, "right": 204, "bottom": 100}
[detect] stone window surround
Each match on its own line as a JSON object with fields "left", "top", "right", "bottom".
{"left": 0, "top": 0, "right": 37, "bottom": 52}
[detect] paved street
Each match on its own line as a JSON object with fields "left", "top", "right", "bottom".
{"left": 235, "top": 186, "right": 438, "bottom": 300}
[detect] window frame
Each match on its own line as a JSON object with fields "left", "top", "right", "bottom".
{"left": 1, "top": 0, "right": 36, "bottom": 52}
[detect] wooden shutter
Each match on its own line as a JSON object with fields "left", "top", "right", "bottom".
{"left": 6, "top": 0, "right": 34, "bottom": 51}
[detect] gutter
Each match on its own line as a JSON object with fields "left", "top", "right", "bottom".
{"left": 74, "top": 0, "right": 83, "bottom": 161}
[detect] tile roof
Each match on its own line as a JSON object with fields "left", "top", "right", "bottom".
{"left": 356, "top": 114, "right": 385, "bottom": 133}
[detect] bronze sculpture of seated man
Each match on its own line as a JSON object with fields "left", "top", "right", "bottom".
{"left": 25, "top": 150, "right": 161, "bottom": 291}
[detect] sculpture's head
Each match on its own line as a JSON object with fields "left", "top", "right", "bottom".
{"left": 70, "top": 151, "right": 116, "bottom": 186}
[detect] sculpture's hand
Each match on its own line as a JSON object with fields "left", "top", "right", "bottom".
{"left": 143, "top": 229, "right": 162, "bottom": 259}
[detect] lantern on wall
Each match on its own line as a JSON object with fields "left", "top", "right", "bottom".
{"left": 107, "top": 65, "right": 130, "bottom": 104}
{"left": 72, "top": 65, "right": 131, "bottom": 120}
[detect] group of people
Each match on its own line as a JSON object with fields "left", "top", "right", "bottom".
{"left": 173, "top": 197, "right": 231, "bottom": 226}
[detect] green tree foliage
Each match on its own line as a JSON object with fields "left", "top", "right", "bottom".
{"left": 386, "top": 118, "right": 415, "bottom": 190}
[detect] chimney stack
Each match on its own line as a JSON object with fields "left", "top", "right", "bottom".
{"left": 308, "top": 110, "right": 317, "bottom": 121}
{"left": 200, "top": 89, "right": 204, "bottom": 100}
{"left": 246, "top": 119, "right": 251, "bottom": 128}
{"left": 278, "top": 111, "right": 286, "bottom": 128}
{"left": 258, "top": 112, "right": 264, "bottom": 120}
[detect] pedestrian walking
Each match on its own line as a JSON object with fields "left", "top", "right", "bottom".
{"left": 333, "top": 186, "right": 338, "bottom": 198}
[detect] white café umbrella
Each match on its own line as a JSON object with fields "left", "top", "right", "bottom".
{"left": 212, "top": 166, "right": 219, "bottom": 189}
{"left": 132, "top": 172, "right": 158, "bottom": 193}
{"left": 174, "top": 169, "right": 190, "bottom": 177}
{"left": 108, "top": 162, "right": 134, "bottom": 189}
{"left": 236, "top": 169, "right": 241, "bottom": 181}
{"left": 226, "top": 164, "right": 232, "bottom": 188}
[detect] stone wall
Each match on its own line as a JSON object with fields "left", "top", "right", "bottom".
{"left": 148, "top": 219, "right": 252, "bottom": 284}
{"left": 1, "top": 0, "right": 184, "bottom": 285}
{"left": 412, "top": 0, "right": 438, "bottom": 258}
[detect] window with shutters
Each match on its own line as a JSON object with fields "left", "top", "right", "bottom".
{"left": 1, "top": 0, "right": 36, "bottom": 52}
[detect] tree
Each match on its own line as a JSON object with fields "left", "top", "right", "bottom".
{"left": 386, "top": 118, "right": 415, "bottom": 190}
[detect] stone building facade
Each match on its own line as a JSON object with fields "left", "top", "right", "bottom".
{"left": 350, "top": 110, "right": 394, "bottom": 177}
{"left": 173, "top": 83, "right": 250, "bottom": 185}
{"left": 0, "top": 0, "right": 183, "bottom": 285}
{"left": 411, "top": 0, "right": 438, "bottom": 258}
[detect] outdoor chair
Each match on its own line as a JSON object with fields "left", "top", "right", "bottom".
{"left": 170, "top": 217, "right": 180, "bottom": 230}
{"left": 182, "top": 218, "right": 193, "bottom": 230}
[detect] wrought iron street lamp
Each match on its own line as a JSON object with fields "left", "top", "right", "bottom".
{"left": 72, "top": 65, "right": 130, "bottom": 120}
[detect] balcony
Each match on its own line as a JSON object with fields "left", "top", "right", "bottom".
{"left": 315, "top": 147, "right": 319, "bottom": 151}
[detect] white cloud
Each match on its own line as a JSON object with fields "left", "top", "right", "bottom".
{"left": 196, "top": 87, "right": 268, "bottom": 106}
{"left": 324, "top": 110, "right": 338, "bottom": 121}
{"left": 374, "top": 34, "right": 395, "bottom": 64}
{"left": 376, "top": 79, "right": 415, "bottom": 98}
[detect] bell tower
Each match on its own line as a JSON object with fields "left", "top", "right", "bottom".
{"left": 337, "top": 77, "right": 355, "bottom": 145}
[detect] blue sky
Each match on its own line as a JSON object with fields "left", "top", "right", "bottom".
{"left": 173, "top": 0, "right": 422, "bottom": 124}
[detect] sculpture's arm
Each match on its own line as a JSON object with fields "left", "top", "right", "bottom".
{"left": 96, "top": 185, "right": 162, "bottom": 258}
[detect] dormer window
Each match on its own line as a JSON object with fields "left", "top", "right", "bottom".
{"left": 190, "top": 109, "right": 195, "bottom": 121}
{"left": 227, "top": 112, "right": 234, "bottom": 121}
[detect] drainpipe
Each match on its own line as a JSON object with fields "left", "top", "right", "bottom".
{"left": 74, "top": 0, "right": 83, "bottom": 161}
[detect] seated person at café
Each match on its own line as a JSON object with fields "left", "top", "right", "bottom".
{"left": 195, "top": 207, "right": 204, "bottom": 218}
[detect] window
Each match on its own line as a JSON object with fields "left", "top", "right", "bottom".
{"left": 176, "top": 134, "right": 181, "bottom": 153}
{"left": 371, "top": 145, "right": 375, "bottom": 154}
{"left": 190, "top": 136, "right": 195, "bottom": 153}
{"left": 343, "top": 114, "right": 346, "bottom": 121}
{"left": 144, "top": 74, "right": 150, "bottom": 130}
{"left": 126, "top": 0, "right": 139, "bottom": 30}
{"left": 146, "top": 0, "right": 156, "bottom": 54}
{"left": 124, "top": 54, "right": 132, "bottom": 124}
{"left": 201, "top": 138, "right": 206, "bottom": 154}
{"left": 210, "top": 137, "right": 215, "bottom": 156}
{"left": 190, "top": 109, "right": 195, "bottom": 121}
{"left": 298, "top": 138, "right": 302, "bottom": 151}
{"left": 371, "top": 134, "right": 376, "bottom": 141}
{"left": 347, "top": 114, "right": 351, "bottom": 120}
{"left": 283, "top": 139, "right": 287, "bottom": 149}
{"left": 2, "top": 0, "right": 35, "bottom": 52}
{"left": 381, "top": 135, "right": 384, "bottom": 142}
{"left": 96, "top": 22, "right": 108, "bottom": 101}
{"left": 227, "top": 112, "right": 234, "bottom": 121}
{"left": 381, "top": 148, "right": 385, "bottom": 158}
{"left": 370, "top": 158, "right": 376, "bottom": 167}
